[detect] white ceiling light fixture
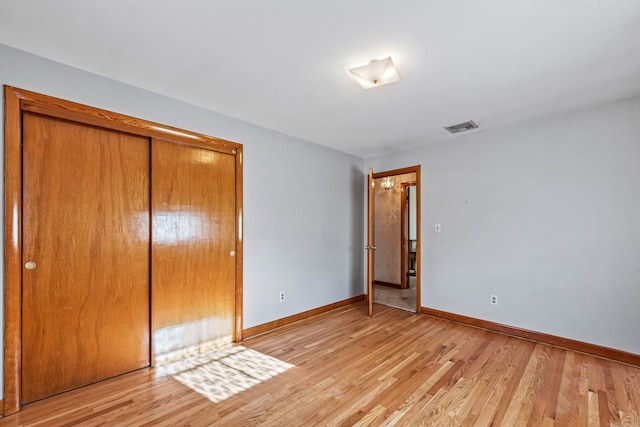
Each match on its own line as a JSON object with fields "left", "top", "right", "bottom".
{"left": 348, "top": 56, "right": 401, "bottom": 89}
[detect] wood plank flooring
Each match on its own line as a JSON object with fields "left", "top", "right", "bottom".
{"left": 1, "top": 302, "right": 639, "bottom": 426}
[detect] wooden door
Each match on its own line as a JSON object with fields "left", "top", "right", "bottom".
{"left": 366, "top": 167, "right": 375, "bottom": 316}
{"left": 151, "top": 139, "right": 237, "bottom": 356}
{"left": 21, "top": 113, "right": 151, "bottom": 404}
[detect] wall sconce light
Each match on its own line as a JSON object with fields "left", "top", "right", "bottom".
{"left": 380, "top": 176, "right": 394, "bottom": 191}
{"left": 348, "top": 56, "right": 401, "bottom": 89}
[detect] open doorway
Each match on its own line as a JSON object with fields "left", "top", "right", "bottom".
{"left": 371, "top": 166, "right": 421, "bottom": 313}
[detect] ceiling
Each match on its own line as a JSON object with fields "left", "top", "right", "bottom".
{"left": 1, "top": 1, "right": 639, "bottom": 158}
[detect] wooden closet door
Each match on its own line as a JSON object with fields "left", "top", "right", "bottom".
{"left": 152, "top": 140, "right": 236, "bottom": 356}
{"left": 21, "top": 113, "right": 151, "bottom": 404}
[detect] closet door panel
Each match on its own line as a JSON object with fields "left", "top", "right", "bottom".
{"left": 21, "top": 112, "right": 151, "bottom": 404}
{"left": 152, "top": 139, "right": 236, "bottom": 357}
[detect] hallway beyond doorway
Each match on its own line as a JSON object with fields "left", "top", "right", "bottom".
{"left": 374, "top": 277, "right": 416, "bottom": 312}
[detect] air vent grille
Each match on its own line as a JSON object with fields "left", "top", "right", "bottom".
{"left": 444, "top": 120, "right": 478, "bottom": 134}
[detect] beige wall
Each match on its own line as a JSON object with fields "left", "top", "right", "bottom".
{"left": 373, "top": 172, "right": 416, "bottom": 285}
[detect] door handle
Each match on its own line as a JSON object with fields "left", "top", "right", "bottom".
{"left": 25, "top": 261, "right": 37, "bottom": 270}
{"left": 364, "top": 246, "right": 377, "bottom": 251}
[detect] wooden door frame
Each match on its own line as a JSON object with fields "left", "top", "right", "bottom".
{"left": 400, "top": 181, "right": 416, "bottom": 289}
{"left": 3, "top": 86, "right": 244, "bottom": 415}
{"left": 372, "top": 166, "right": 421, "bottom": 314}
{"left": 367, "top": 168, "right": 374, "bottom": 316}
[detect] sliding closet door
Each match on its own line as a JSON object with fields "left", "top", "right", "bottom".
{"left": 21, "top": 113, "right": 151, "bottom": 404}
{"left": 152, "top": 139, "right": 236, "bottom": 357}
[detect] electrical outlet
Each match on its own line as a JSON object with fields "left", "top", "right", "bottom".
{"left": 490, "top": 295, "right": 498, "bottom": 305}
{"left": 279, "top": 292, "right": 285, "bottom": 302}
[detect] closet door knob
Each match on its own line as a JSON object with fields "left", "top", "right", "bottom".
{"left": 230, "top": 250, "right": 235, "bottom": 257}
{"left": 25, "top": 261, "right": 37, "bottom": 270}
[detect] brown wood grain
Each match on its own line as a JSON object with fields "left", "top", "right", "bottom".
{"left": 367, "top": 167, "right": 374, "bottom": 316}
{"left": 422, "top": 306, "right": 640, "bottom": 367}
{"left": 1, "top": 302, "right": 638, "bottom": 425}
{"left": 242, "top": 295, "right": 365, "bottom": 339}
{"left": 372, "top": 166, "right": 420, "bottom": 180}
{"left": 19, "top": 99, "right": 241, "bottom": 155}
{"left": 3, "top": 86, "right": 244, "bottom": 415}
{"left": 414, "top": 166, "right": 421, "bottom": 313}
{"left": 233, "top": 148, "right": 244, "bottom": 341}
{"left": 151, "top": 139, "right": 237, "bottom": 357}
{"left": 21, "top": 113, "right": 151, "bottom": 404}
{"left": 3, "top": 86, "right": 23, "bottom": 415}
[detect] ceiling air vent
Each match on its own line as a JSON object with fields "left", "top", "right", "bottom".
{"left": 444, "top": 120, "right": 478, "bottom": 134}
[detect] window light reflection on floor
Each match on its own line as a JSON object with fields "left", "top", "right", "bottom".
{"left": 154, "top": 345, "right": 294, "bottom": 403}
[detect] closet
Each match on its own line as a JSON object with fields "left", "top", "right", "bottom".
{"left": 3, "top": 87, "right": 243, "bottom": 413}
{"left": 151, "top": 139, "right": 237, "bottom": 357}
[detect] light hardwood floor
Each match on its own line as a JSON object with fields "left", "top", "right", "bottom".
{"left": 1, "top": 302, "right": 638, "bottom": 426}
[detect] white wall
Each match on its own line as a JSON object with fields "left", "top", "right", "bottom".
{"left": 0, "top": 44, "right": 366, "bottom": 399}
{"left": 367, "top": 96, "right": 640, "bottom": 355}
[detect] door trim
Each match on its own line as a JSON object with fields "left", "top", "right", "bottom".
{"left": 367, "top": 168, "right": 374, "bottom": 316}
{"left": 372, "top": 166, "right": 421, "bottom": 314}
{"left": 400, "top": 181, "right": 416, "bottom": 289}
{"left": 3, "top": 86, "right": 244, "bottom": 415}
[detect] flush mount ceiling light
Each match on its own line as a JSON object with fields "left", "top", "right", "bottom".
{"left": 348, "top": 56, "right": 401, "bottom": 89}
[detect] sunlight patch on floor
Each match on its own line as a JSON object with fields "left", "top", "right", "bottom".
{"left": 154, "top": 345, "right": 294, "bottom": 403}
